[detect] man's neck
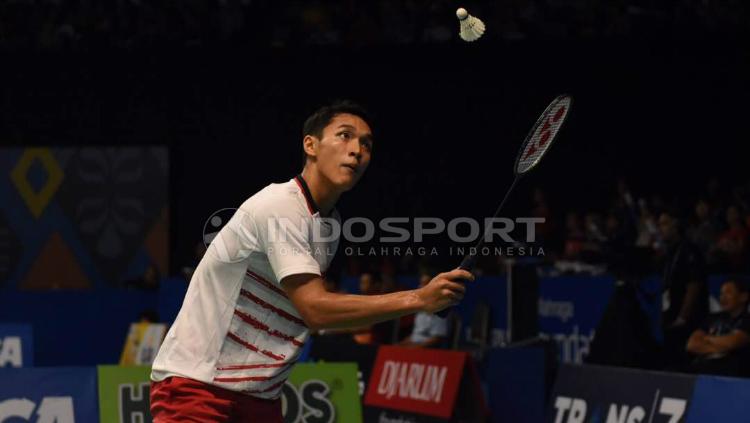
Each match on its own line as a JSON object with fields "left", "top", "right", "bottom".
{"left": 300, "top": 167, "right": 340, "bottom": 216}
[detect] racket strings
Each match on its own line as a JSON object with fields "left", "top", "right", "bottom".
{"left": 516, "top": 97, "right": 571, "bottom": 174}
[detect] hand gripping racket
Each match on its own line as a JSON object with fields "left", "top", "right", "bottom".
{"left": 440, "top": 94, "right": 573, "bottom": 316}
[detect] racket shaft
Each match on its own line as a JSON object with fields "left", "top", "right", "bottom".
{"left": 438, "top": 177, "right": 520, "bottom": 317}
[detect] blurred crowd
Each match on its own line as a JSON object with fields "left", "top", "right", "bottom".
{"left": 335, "top": 177, "right": 750, "bottom": 279}
{"left": 0, "top": 0, "right": 746, "bottom": 49}
{"left": 553, "top": 177, "right": 750, "bottom": 275}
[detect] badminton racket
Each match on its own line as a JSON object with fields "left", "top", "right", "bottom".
{"left": 440, "top": 94, "right": 573, "bottom": 316}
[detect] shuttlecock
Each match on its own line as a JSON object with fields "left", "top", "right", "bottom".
{"left": 456, "top": 7, "right": 485, "bottom": 42}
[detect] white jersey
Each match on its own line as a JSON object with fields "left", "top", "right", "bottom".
{"left": 151, "top": 176, "right": 339, "bottom": 399}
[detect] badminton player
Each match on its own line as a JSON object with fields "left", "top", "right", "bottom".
{"left": 149, "top": 100, "right": 472, "bottom": 422}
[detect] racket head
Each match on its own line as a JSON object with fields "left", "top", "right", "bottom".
{"left": 514, "top": 94, "right": 573, "bottom": 175}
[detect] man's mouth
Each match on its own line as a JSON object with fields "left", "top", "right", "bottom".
{"left": 342, "top": 164, "right": 358, "bottom": 174}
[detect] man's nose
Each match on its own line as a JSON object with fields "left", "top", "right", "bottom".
{"left": 348, "top": 139, "right": 362, "bottom": 158}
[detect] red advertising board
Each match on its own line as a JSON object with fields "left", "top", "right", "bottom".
{"left": 364, "top": 346, "right": 467, "bottom": 419}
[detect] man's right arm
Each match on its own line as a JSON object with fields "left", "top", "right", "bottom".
{"left": 281, "top": 269, "right": 472, "bottom": 331}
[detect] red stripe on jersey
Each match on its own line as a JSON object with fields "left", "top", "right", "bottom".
{"left": 245, "top": 379, "right": 287, "bottom": 394}
{"left": 216, "top": 362, "right": 290, "bottom": 371}
{"left": 214, "top": 375, "right": 276, "bottom": 383}
{"left": 239, "top": 289, "right": 307, "bottom": 327}
{"left": 246, "top": 270, "right": 289, "bottom": 299}
{"left": 234, "top": 309, "right": 304, "bottom": 347}
{"left": 226, "top": 332, "right": 286, "bottom": 361}
{"left": 213, "top": 363, "right": 294, "bottom": 383}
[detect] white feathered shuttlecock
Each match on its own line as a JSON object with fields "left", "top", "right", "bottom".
{"left": 456, "top": 7, "right": 485, "bottom": 42}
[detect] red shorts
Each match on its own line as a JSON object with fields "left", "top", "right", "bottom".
{"left": 150, "top": 376, "right": 282, "bottom": 422}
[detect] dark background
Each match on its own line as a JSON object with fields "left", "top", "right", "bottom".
{"left": 2, "top": 41, "right": 748, "bottom": 274}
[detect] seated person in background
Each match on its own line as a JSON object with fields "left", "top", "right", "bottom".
{"left": 686, "top": 278, "right": 750, "bottom": 377}
{"left": 400, "top": 269, "right": 448, "bottom": 348}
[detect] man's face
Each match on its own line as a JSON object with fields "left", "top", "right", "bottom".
{"left": 719, "top": 282, "right": 748, "bottom": 313}
{"left": 307, "top": 113, "right": 372, "bottom": 191}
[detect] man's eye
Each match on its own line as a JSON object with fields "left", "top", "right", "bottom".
{"left": 338, "top": 131, "right": 352, "bottom": 140}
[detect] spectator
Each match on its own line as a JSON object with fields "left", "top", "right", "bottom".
{"left": 581, "top": 212, "right": 606, "bottom": 262}
{"left": 657, "top": 209, "right": 709, "bottom": 371}
{"left": 686, "top": 278, "right": 750, "bottom": 377}
{"left": 400, "top": 268, "right": 448, "bottom": 348}
{"left": 635, "top": 199, "right": 660, "bottom": 249}
{"left": 562, "top": 211, "right": 585, "bottom": 260}
{"left": 611, "top": 178, "right": 639, "bottom": 242}
{"left": 531, "top": 188, "right": 555, "bottom": 243}
{"left": 688, "top": 199, "right": 718, "bottom": 257}
{"left": 603, "top": 211, "right": 631, "bottom": 260}
{"left": 714, "top": 205, "right": 748, "bottom": 271}
{"left": 1, "top": 0, "right": 748, "bottom": 49}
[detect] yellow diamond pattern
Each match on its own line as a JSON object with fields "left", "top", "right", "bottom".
{"left": 10, "top": 148, "right": 64, "bottom": 219}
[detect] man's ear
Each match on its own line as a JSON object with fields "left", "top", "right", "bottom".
{"left": 303, "top": 135, "right": 318, "bottom": 159}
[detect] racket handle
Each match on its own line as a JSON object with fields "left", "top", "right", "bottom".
{"left": 458, "top": 255, "right": 477, "bottom": 272}
{"left": 436, "top": 255, "right": 477, "bottom": 317}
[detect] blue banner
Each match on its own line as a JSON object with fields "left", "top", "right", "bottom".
{"left": 486, "top": 347, "right": 545, "bottom": 423}
{"left": 538, "top": 276, "right": 616, "bottom": 363}
{"left": 686, "top": 375, "right": 750, "bottom": 422}
{"left": 0, "top": 291, "right": 158, "bottom": 366}
{"left": 0, "top": 324, "right": 33, "bottom": 368}
{"left": 455, "top": 276, "right": 508, "bottom": 345}
{"left": 0, "top": 367, "right": 98, "bottom": 423}
{"left": 549, "top": 364, "right": 695, "bottom": 423}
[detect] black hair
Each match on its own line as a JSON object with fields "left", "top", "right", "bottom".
{"left": 303, "top": 99, "right": 373, "bottom": 139}
{"left": 301, "top": 100, "right": 374, "bottom": 164}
